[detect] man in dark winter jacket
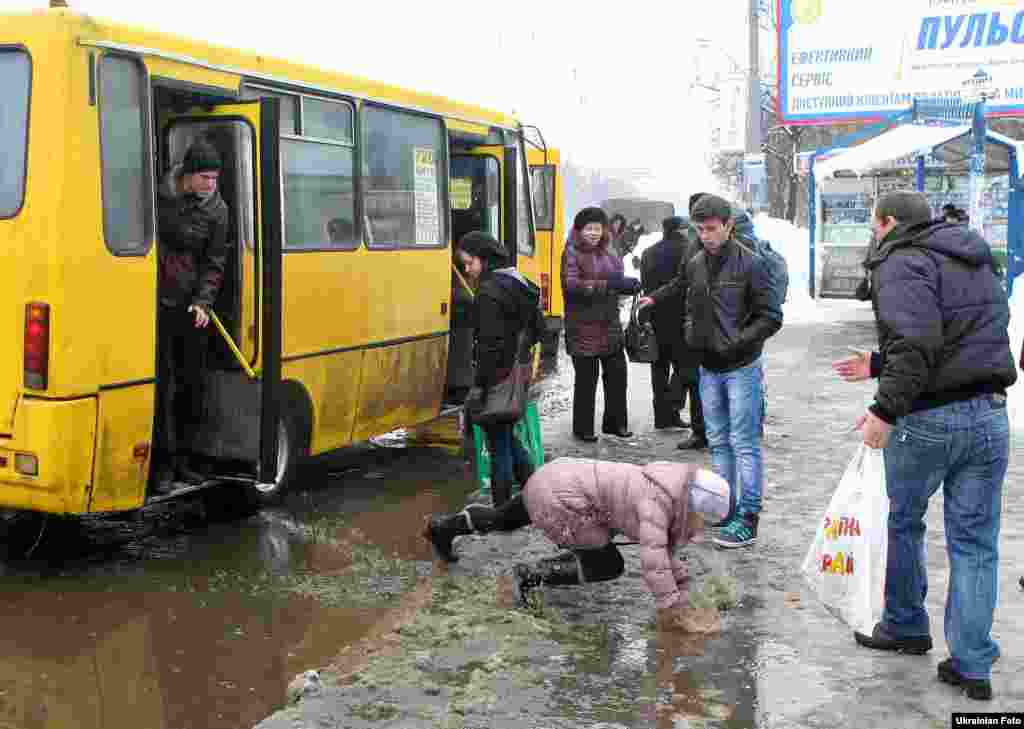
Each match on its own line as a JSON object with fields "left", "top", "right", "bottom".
{"left": 154, "top": 140, "right": 230, "bottom": 491}
{"left": 833, "top": 191, "right": 1014, "bottom": 701}
{"left": 640, "top": 216, "right": 704, "bottom": 440}
{"left": 639, "top": 194, "right": 783, "bottom": 548}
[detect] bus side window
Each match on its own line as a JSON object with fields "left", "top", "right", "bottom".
{"left": 531, "top": 165, "right": 555, "bottom": 232}
{"left": 98, "top": 55, "right": 152, "bottom": 256}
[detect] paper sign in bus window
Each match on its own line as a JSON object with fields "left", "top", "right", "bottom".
{"left": 414, "top": 147, "right": 440, "bottom": 245}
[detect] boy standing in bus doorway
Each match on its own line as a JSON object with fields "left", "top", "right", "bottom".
{"left": 154, "top": 140, "right": 230, "bottom": 492}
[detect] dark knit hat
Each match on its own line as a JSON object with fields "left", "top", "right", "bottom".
{"left": 690, "top": 194, "right": 733, "bottom": 223}
{"left": 181, "top": 140, "right": 222, "bottom": 174}
{"left": 573, "top": 206, "right": 609, "bottom": 231}
{"left": 457, "top": 230, "right": 508, "bottom": 264}
{"left": 663, "top": 215, "right": 687, "bottom": 235}
{"left": 688, "top": 192, "right": 710, "bottom": 214}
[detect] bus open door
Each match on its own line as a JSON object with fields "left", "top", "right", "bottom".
{"left": 136, "top": 96, "right": 285, "bottom": 507}
{"left": 445, "top": 128, "right": 537, "bottom": 399}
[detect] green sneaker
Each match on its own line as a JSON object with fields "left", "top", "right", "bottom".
{"left": 713, "top": 514, "right": 758, "bottom": 549}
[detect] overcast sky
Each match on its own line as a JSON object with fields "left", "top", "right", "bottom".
{"left": 3, "top": 0, "right": 758, "bottom": 200}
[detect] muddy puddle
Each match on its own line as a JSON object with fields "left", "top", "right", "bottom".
{"left": 0, "top": 417, "right": 476, "bottom": 729}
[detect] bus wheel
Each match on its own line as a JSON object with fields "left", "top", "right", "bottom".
{"left": 246, "top": 412, "right": 305, "bottom": 508}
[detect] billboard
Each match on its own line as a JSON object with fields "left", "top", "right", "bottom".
{"left": 777, "top": 0, "right": 1024, "bottom": 125}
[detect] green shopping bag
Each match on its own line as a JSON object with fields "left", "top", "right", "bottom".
{"left": 470, "top": 400, "right": 544, "bottom": 497}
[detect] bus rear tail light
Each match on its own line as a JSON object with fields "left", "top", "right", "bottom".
{"left": 24, "top": 302, "right": 50, "bottom": 390}
{"left": 14, "top": 453, "right": 38, "bottom": 477}
{"left": 540, "top": 273, "right": 551, "bottom": 312}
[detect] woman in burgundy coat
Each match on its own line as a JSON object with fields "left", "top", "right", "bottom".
{"left": 561, "top": 207, "right": 641, "bottom": 441}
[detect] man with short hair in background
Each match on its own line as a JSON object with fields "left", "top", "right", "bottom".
{"left": 640, "top": 215, "right": 705, "bottom": 442}
{"left": 833, "top": 190, "right": 1014, "bottom": 701}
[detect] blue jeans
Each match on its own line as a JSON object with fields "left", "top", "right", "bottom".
{"left": 483, "top": 423, "right": 532, "bottom": 487}
{"left": 881, "top": 395, "right": 1008, "bottom": 680}
{"left": 699, "top": 359, "right": 765, "bottom": 517}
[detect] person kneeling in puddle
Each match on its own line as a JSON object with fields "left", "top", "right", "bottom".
{"left": 424, "top": 458, "right": 735, "bottom": 630}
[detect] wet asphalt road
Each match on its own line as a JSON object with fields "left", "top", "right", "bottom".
{"left": 257, "top": 299, "right": 1024, "bottom": 729}
{"left": 0, "top": 440, "right": 474, "bottom": 729}
{"left": 2, "top": 300, "right": 1023, "bottom": 729}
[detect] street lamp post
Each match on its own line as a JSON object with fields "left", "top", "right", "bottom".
{"left": 963, "top": 69, "right": 995, "bottom": 237}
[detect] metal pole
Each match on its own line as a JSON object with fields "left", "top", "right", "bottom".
{"left": 968, "top": 99, "right": 987, "bottom": 235}
{"left": 747, "top": 0, "right": 761, "bottom": 155}
{"left": 746, "top": 0, "right": 762, "bottom": 211}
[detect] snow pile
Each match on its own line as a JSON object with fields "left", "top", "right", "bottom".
{"left": 623, "top": 232, "right": 662, "bottom": 280}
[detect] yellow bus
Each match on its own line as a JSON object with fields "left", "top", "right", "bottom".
{"left": 527, "top": 144, "right": 566, "bottom": 356}
{"left": 0, "top": 4, "right": 547, "bottom": 517}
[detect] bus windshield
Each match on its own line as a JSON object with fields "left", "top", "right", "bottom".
{"left": 0, "top": 49, "right": 30, "bottom": 218}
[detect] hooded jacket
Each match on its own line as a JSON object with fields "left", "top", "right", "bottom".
{"left": 157, "top": 165, "right": 230, "bottom": 309}
{"left": 474, "top": 267, "right": 543, "bottom": 388}
{"left": 523, "top": 458, "right": 731, "bottom": 609}
{"left": 561, "top": 229, "right": 626, "bottom": 357}
{"left": 866, "top": 220, "right": 1016, "bottom": 423}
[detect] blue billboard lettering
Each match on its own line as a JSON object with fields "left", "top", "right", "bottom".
{"left": 942, "top": 15, "right": 965, "bottom": 49}
{"left": 920, "top": 11, "right": 1024, "bottom": 49}
{"left": 987, "top": 13, "right": 1010, "bottom": 45}
{"left": 1013, "top": 11, "right": 1024, "bottom": 43}
{"left": 918, "top": 17, "right": 941, "bottom": 49}
{"left": 791, "top": 47, "right": 874, "bottom": 65}
{"left": 792, "top": 72, "right": 833, "bottom": 88}
{"left": 960, "top": 14, "right": 987, "bottom": 48}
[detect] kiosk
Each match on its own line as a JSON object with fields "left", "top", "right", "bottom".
{"left": 806, "top": 100, "right": 1023, "bottom": 298}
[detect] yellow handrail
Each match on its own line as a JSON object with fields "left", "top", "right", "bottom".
{"left": 452, "top": 263, "right": 475, "bottom": 299}
{"left": 208, "top": 309, "right": 258, "bottom": 379}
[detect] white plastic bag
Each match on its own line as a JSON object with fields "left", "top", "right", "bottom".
{"left": 801, "top": 444, "right": 889, "bottom": 634}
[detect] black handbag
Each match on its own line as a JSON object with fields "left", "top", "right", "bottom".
{"left": 474, "top": 329, "right": 534, "bottom": 426}
{"left": 625, "top": 296, "right": 659, "bottom": 363}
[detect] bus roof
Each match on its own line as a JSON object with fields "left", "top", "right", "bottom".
{"left": 5, "top": 7, "right": 523, "bottom": 131}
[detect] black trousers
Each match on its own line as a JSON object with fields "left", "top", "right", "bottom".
{"left": 471, "top": 496, "right": 624, "bottom": 583}
{"left": 650, "top": 343, "right": 685, "bottom": 425}
{"left": 571, "top": 349, "right": 628, "bottom": 436}
{"left": 684, "top": 381, "right": 706, "bottom": 439}
{"left": 155, "top": 305, "right": 208, "bottom": 460}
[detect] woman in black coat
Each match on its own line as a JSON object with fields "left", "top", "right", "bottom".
{"left": 457, "top": 232, "right": 542, "bottom": 506}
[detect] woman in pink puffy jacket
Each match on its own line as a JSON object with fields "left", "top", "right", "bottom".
{"left": 424, "top": 457, "right": 734, "bottom": 610}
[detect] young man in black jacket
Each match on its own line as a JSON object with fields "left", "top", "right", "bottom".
{"left": 154, "top": 141, "right": 230, "bottom": 491}
{"left": 640, "top": 195, "right": 783, "bottom": 548}
{"left": 833, "top": 191, "right": 1014, "bottom": 701}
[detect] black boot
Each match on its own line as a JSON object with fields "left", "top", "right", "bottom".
{"left": 513, "top": 461, "right": 536, "bottom": 489}
{"left": 491, "top": 478, "right": 513, "bottom": 508}
{"left": 514, "top": 552, "right": 582, "bottom": 605}
{"left": 423, "top": 511, "right": 473, "bottom": 562}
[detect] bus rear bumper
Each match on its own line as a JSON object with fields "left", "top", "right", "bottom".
{"left": 0, "top": 397, "right": 96, "bottom": 515}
